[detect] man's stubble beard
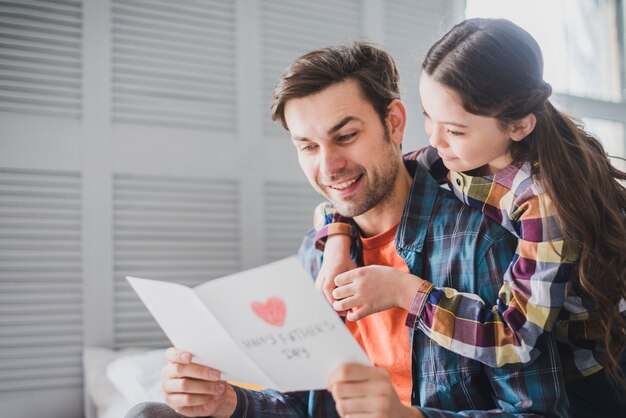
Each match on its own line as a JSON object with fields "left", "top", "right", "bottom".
{"left": 325, "top": 140, "right": 401, "bottom": 219}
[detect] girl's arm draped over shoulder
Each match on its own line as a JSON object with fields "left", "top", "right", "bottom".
{"left": 312, "top": 148, "right": 579, "bottom": 370}
{"left": 409, "top": 162, "right": 576, "bottom": 369}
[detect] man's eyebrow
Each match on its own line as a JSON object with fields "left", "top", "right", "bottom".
{"left": 328, "top": 116, "right": 361, "bottom": 135}
{"left": 290, "top": 116, "right": 362, "bottom": 142}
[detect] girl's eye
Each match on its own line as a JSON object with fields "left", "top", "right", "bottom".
{"left": 446, "top": 129, "right": 464, "bottom": 136}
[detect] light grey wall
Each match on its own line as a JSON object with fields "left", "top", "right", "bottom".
{"left": 0, "top": 0, "right": 463, "bottom": 417}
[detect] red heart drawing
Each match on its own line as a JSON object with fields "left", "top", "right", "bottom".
{"left": 251, "top": 297, "right": 286, "bottom": 327}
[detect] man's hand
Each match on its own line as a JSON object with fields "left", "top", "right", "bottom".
{"left": 327, "top": 363, "right": 423, "bottom": 418}
{"left": 316, "top": 234, "right": 356, "bottom": 315}
{"left": 162, "top": 347, "right": 238, "bottom": 417}
{"left": 332, "top": 265, "right": 423, "bottom": 321}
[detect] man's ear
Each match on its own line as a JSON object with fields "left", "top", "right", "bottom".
{"left": 386, "top": 99, "right": 406, "bottom": 145}
{"left": 509, "top": 113, "right": 536, "bottom": 142}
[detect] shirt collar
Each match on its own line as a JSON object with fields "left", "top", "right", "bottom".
{"left": 395, "top": 159, "right": 439, "bottom": 253}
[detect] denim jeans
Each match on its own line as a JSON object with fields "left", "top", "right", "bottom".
{"left": 566, "top": 362, "right": 626, "bottom": 418}
{"left": 125, "top": 402, "right": 188, "bottom": 418}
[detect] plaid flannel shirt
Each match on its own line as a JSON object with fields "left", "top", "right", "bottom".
{"left": 315, "top": 146, "right": 615, "bottom": 380}
{"left": 230, "top": 160, "right": 569, "bottom": 417}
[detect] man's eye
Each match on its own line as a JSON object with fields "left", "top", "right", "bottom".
{"left": 338, "top": 133, "right": 356, "bottom": 142}
{"left": 299, "top": 144, "right": 316, "bottom": 152}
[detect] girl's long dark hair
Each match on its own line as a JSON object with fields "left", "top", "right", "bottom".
{"left": 423, "top": 18, "right": 626, "bottom": 389}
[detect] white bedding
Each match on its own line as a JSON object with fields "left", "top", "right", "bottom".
{"left": 83, "top": 347, "right": 166, "bottom": 418}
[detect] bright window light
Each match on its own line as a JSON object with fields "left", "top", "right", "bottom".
{"left": 465, "top": 0, "right": 622, "bottom": 102}
{"left": 582, "top": 118, "right": 626, "bottom": 169}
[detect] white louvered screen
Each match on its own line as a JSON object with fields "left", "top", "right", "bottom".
{"left": 0, "top": 0, "right": 83, "bottom": 119}
{"left": 0, "top": 168, "right": 82, "bottom": 391}
{"left": 260, "top": 0, "right": 361, "bottom": 137}
{"left": 264, "top": 181, "right": 322, "bottom": 262}
{"left": 113, "top": 174, "right": 241, "bottom": 348}
{"left": 111, "top": 0, "right": 236, "bottom": 130}
{"left": 385, "top": 0, "right": 445, "bottom": 62}
{"left": 385, "top": 0, "right": 452, "bottom": 148}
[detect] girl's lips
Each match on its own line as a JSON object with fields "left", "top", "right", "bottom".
{"left": 437, "top": 151, "right": 457, "bottom": 161}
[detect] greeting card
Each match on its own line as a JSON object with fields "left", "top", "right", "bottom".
{"left": 127, "top": 256, "right": 369, "bottom": 392}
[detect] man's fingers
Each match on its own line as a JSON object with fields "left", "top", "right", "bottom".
{"left": 333, "top": 395, "right": 377, "bottom": 417}
{"left": 165, "top": 347, "right": 192, "bottom": 364}
{"left": 163, "top": 361, "right": 222, "bottom": 381}
{"left": 331, "top": 381, "right": 372, "bottom": 399}
{"left": 162, "top": 377, "right": 226, "bottom": 395}
{"left": 174, "top": 404, "right": 213, "bottom": 418}
{"left": 165, "top": 392, "right": 218, "bottom": 409}
{"left": 327, "top": 363, "right": 372, "bottom": 386}
{"left": 336, "top": 414, "right": 369, "bottom": 418}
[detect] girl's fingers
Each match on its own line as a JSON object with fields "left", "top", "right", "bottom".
{"left": 334, "top": 270, "right": 355, "bottom": 286}
{"left": 333, "top": 296, "right": 359, "bottom": 313}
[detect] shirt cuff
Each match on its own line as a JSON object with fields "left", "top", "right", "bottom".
{"left": 229, "top": 385, "right": 251, "bottom": 418}
{"left": 314, "top": 222, "right": 354, "bottom": 251}
{"left": 405, "top": 280, "right": 434, "bottom": 329}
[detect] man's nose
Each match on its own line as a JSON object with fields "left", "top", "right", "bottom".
{"left": 319, "top": 147, "right": 346, "bottom": 178}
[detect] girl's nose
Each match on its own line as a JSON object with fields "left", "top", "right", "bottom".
{"left": 429, "top": 125, "right": 447, "bottom": 149}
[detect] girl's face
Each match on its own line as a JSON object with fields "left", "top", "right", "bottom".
{"left": 419, "top": 73, "right": 516, "bottom": 175}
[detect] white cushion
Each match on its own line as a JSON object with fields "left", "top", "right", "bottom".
{"left": 83, "top": 347, "right": 166, "bottom": 418}
{"left": 106, "top": 348, "right": 167, "bottom": 406}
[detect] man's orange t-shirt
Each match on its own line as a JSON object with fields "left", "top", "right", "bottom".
{"left": 345, "top": 223, "right": 413, "bottom": 405}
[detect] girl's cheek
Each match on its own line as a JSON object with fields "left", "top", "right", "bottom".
{"left": 424, "top": 120, "right": 432, "bottom": 137}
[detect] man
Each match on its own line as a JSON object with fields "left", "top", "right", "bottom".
{"left": 127, "top": 42, "right": 569, "bottom": 417}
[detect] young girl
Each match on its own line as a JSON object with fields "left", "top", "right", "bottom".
{"left": 313, "top": 18, "right": 626, "bottom": 416}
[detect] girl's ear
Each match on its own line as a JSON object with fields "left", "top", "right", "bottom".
{"left": 509, "top": 113, "right": 537, "bottom": 141}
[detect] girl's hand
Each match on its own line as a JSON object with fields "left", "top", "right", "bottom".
{"left": 315, "top": 234, "right": 356, "bottom": 315}
{"left": 332, "top": 265, "right": 424, "bottom": 321}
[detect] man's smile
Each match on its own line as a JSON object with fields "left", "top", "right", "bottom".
{"left": 324, "top": 174, "right": 363, "bottom": 191}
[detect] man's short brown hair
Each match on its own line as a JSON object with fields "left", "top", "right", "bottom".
{"left": 271, "top": 41, "right": 401, "bottom": 130}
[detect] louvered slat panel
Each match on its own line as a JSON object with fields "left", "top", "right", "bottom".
{"left": 386, "top": 0, "right": 443, "bottom": 55}
{"left": 0, "top": 168, "right": 82, "bottom": 391}
{"left": 0, "top": 0, "right": 82, "bottom": 118}
{"left": 264, "top": 181, "right": 322, "bottom": 262}
{"left": 113, "top": 174, "right": 241, "bottom": 348}
{"left": 111, "top": 0, "right": 236, "bottom": 131}
{"left": 260, "top": 0, "right": 360, "bottom": 138}
{"left": 385, "top": 0, "right": 446, "bottom": 146}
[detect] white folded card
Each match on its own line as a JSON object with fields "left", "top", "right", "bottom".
{"left": 127, "top": 256, "right": 369, "bottom": 392}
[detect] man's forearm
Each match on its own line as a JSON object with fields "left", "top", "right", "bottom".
{"left": 227, "top": 386, "right": 310, "bottom": 417}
